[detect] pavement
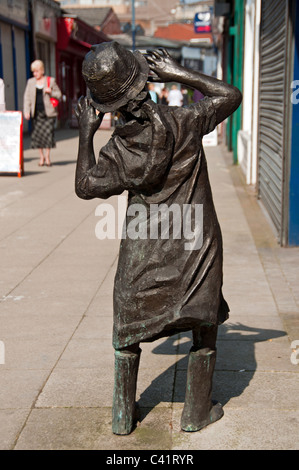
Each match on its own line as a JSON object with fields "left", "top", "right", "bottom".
{"left": 0, "top": 127, "right": 298, "bottom": 451}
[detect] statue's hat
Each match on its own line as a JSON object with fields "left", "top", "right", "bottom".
{"left": 82, "top": 41, "right": 149, "bottom": 113}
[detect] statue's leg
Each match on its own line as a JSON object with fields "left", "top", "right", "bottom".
{"left": 112, "top": 343, "right": 141, "bottom": 435}
{"left": 181, "top": 323, "right": 224, "bottom": 432}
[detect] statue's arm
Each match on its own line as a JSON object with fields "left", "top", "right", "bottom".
{"left": 75, "top": 96, "right": 104, "bottom": 199}
{"left": 146, "top": 49, "right": 242, "bottom": 124}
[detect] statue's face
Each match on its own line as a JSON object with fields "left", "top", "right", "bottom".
{"left": 119, "top": 89, "right": 149, "bottom": 119}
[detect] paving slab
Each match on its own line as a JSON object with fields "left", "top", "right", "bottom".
{"left": 0, "top": 130, "right": 298, "bottom": 450}
{"left": 172, "top": 407, "right": 299, "bottom": 450}
{"left": 14, "top": 407, "right": 173, "bottom": 451}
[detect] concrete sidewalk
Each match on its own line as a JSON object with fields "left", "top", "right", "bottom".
{"left": 0, "top": 128, "right": 298, "bottom": 450}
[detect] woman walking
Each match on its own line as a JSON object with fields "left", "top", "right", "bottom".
{"left": 23, "top": 60, "right": 61, "bottom": 167}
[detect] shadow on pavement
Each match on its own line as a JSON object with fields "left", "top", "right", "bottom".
{"left": 138, "top": 322, "right": 287, "bottom": 424}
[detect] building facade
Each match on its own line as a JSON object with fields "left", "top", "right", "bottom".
{"left": 56, "top": 13, "right": 109, "bottom": 126}
{"left": 57, "top": 0, "right": 179, "bottom": 35}
{"left": 0, "top": 0, "right": 61, "bottom": 131}
{"left": 0, "top": 0, "right": 110, "bottom": 129}
{"left": 0, "top": 0, "right": 31, "bottom": 116}
{"left": 215, "top": 0, "right": 299, "bottom": 246}
{"left": 31, "top": 0, "right": 61, "bottom": 77}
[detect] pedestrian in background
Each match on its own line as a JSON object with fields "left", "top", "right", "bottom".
{"left": 148, "top": 83, "right": 158, "bottom": 103}
{"left": 23, "top": 60, "right": 62, "bottom": 167}
{"left": 181, "top": 86, "right": 190, "bottom": 107}
{"left": 167, "top": 84, "right": 183, "bottom": 106}
{"left": 0, "top": 78, "right": 6, "bottom": 112}
{"left": 193, "top": 89, "right": 204, "bottom": 102}
{"left": 159, "top": 87, "right": 168, "bottom": 105}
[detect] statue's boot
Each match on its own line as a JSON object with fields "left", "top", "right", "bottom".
{"left": 181, "top": 348, "right": 224, "bottom": 432}
{"left": 112, "top": 348, "right": 141, "bottom": 435}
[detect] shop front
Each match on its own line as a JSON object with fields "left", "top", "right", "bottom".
{"left": 257, "top": 0, "right": 298, "bottom": 246}
{"left": 31, "top": 0, "right": 61, "bottom": 77}
{"left": 0, "top": 0, "right": 30, "bottom": 117}
{"left": 56, "top": 16, "right": 109, "bottom": 127}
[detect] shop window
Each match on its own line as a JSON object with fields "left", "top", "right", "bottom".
{"left": 183, "top": 58, "right": 204, "bottom": 72}
{"left": 36, "top": 39, "right": 51, "bottom": 75}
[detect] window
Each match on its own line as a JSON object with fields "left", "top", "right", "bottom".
{"left": 36, "top": 39, "right": 51, "bottom": 76}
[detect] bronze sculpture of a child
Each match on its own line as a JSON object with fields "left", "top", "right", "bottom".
{"left": 75, "top": 42, "right": 242, "bottom": 435}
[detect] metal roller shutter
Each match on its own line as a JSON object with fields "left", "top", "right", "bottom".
{"left": 258, "top": 0, "right": 289, "bottom": 242}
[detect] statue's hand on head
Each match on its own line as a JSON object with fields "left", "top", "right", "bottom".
{"left": 75, "top": 96, "right": 104, "bottom": 135}
{"left": 146, "top": 49, "right": 182, "bottom": 83}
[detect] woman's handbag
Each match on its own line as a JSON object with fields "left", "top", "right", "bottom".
{"left": 47, "top": 77, "right": 59, "bottom": 107}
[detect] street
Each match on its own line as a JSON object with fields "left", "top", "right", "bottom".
{"left": 0, "top": 127, "right": 298, "bottom": 450}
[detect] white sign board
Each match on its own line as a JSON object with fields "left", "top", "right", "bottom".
{"left": 0, "top": 112, "right": 23, "bottom": 176}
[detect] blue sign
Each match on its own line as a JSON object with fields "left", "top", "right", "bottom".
{"left": 194, "top": 10, "right": 212, "bottom": 33}
{"left": 289, "top": 3, "right": 299, "bottom": 245}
